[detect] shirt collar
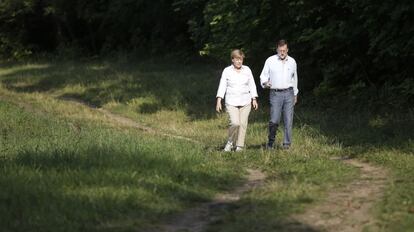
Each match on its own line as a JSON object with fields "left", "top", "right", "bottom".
{"left": 231, "top": 65, "right": 244, "bottom": 71}
{"left": 277, "top": 55, "right": 289, "bottom": 61}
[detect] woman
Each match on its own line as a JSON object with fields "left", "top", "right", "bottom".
{"left": 216, "top": 49, "right": 258, "bottom": 152}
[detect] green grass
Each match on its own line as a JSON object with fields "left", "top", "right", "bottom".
{"left": 361, "top": 149, "right": 414, "bottom": 231}
{"left": 0, "top": 58, "right": 413, "bottom": 231}
{"left": 0, "top": 99, "right": 244, "bottom": 232}
{"left": 296, "top": 108, "right": 414, "bottom": 231}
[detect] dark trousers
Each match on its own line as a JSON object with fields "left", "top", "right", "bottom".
{"left": 268, "top": 88, "right": 295, "bottom": 146}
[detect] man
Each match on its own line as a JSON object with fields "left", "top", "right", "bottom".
{"left": 260, "top": 39, "right": 298, "bottom": 149}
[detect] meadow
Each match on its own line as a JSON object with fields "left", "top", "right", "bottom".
{"left": 0, "top": 58, "right": 413, "bottom": 231}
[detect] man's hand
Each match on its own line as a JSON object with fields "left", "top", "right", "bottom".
{"left": 252, "top": 98, "right": 258, "bottom": 110}
{"left": 216, "top": 98, "right": 222, "bottom": 112}
{"left": 294, "top": 95, "right": 298, "bottom": 105}
{"left": 263, "top": 81, "right": 272, "bottom": 89}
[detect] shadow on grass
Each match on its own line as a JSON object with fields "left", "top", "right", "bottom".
{"left": 1, "top": 145, "right": 240, "bottom": 232}
{"left": 294, "top": 107, "right": 414, "bottom": 154}
{"left": 2, "top": 146, "right": 322, "bottom": 232}
{"left": 204, "top": 198, "right": 320, "bottom": 232}
{"left": 0, "top": 59, "right": 222, "bottom": 120}
{"left": 248, "top": 100, "right": 413, "bottom": 153}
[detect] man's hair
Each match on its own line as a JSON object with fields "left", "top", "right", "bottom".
{"left": 277, "top": 39, "right": 288, "bottom": 48}
{"left": 231, "top": 49, "right": 245, "bottom": 59}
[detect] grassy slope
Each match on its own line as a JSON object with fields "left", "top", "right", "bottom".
{"left": 0, "top": 59, "right": 413, "bottom": 231}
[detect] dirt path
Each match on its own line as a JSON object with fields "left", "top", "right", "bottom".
{"left": 285, "top": 158, "right": 389, "bottom": 232}
{"left": 59, "top": 97, "right": 201, "bottom": 144}
{"left": 96, "top": 107, "right": 201, "bottom": 144}
{"left": 159, "top": 168, "right": 267, "bottom": 232}
{"left": 158, "top": 158, "right": 389, "bottom": 232}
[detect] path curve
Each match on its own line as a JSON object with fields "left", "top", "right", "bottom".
{"left": 286, "top": 158, "right": 389, "bottom": 232}
{"left": 160, "top": 168, "right": 267, "bottom": 232}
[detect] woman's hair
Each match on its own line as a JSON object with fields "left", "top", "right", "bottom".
{"left": 231, "top": 49, "right": 245, "bottom": 59}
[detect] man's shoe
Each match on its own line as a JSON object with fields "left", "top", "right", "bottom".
{"left": 223, "top": 141, "right": 233, "bottom": 152}
{"left": 282, "top": 144, "right": 290, "bottom": 150}
{"left": 235, "top": 146, "right": 243, "bottom": 152}
{"left": 265, "top": 143, "right": 274, "bottom": 150}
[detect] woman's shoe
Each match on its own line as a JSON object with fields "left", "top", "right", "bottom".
{"left": 223, "top": 141, "right": 233, "bottom": 152}
{"left": 235, "top": 146, "right": 244, "bottom": 152}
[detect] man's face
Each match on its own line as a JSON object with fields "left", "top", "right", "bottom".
{"left": 232, "top": 56, "right": 243, "bottom": 69}
{"left": 277, "top": 44, "right": 288, "bottom": 60}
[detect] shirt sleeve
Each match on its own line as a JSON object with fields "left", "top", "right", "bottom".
{"left": 247, "top": 68, "right": 258, "bottom": 98}
{"left": 260, "top": 58, "right": 270, "bottom": 88}
{"left": 216, "top": 68, "right": 227, "bottom": 98}
{"left": 292, "top": 61, "right": 299, "bottom": 95}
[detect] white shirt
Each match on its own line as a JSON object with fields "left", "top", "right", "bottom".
{"left": 260, "top": 55, "right": 299, "bottom": 95}
{"left": 216, "top": 65, "right": 258, "bottom": 106}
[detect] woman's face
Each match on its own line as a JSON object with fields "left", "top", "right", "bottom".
{"left": 232, "top": 56, "right": 243, "bottom": 69}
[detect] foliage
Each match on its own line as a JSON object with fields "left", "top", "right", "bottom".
{"left": 0, "top": 0, "right": 194, "bottom": 57}
{"left": 0, "top": 0, "right": 413, "bottom": 107}
{"left": 184, "top": 0, "right": 414, "bottom": 108}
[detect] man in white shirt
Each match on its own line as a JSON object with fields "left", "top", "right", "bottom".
{"left": 260, "top": 40, "right": 298, "bottom": 149}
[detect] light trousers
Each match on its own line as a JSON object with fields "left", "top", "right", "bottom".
{"left": 226, "top": 103, "right": 252, "bottom": 147}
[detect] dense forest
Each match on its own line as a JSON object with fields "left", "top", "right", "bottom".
{"left": 1, "top": 0, "right": 413, "bottom": 108}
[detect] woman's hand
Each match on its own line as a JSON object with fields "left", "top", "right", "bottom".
{"left": 252, "top": 98, "right": 258, "bottom": 110}
{"left": 216, "top": 98, "right": 222, "bottom": 112}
